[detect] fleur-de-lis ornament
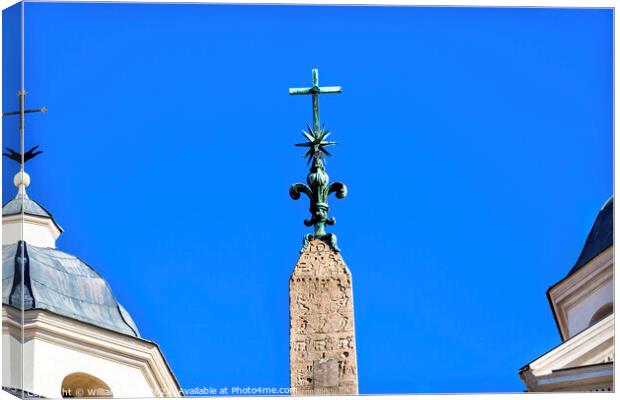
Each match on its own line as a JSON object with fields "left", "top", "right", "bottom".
{"left": 288, "top": 69, "right": 347, "bottom": 252}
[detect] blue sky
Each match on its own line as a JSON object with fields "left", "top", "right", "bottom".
{"left": 2, "top": 3, "right": 613, "bottom": 394}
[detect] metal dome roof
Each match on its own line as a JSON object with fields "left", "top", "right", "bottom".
{"left": 2, "top": 195, "right": 52, "bottom": 218}
{"left": 2, "top": 194, "right": 63, "bottom": 234}
{"left": 569, "top": 196, "right": 614, "bottom": 275}
{"left": 2, "top": 241, "right": 140, "bottom": 337}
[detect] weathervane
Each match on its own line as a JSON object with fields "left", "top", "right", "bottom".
{"left": 2, "top": 90, "right": 46, "bottom": 168}
{"left": 288, "top": 69, "right": 347, "bottom": 252}
{"left": 3, "top": 146, "right": 43, "bottom": 165}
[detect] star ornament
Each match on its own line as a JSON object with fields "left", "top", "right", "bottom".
{"left": 295, "top": 123, "right": 337, "bottom": 163}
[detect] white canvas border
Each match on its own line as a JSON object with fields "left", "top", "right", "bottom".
{"left": 0, "top": 1, "right": 616, "bottom": 399}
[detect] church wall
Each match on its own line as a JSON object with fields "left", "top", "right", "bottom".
{"left": 3, "top": 307, "right": 180, "bottom": 398}
{"left": 548, "top": 246, "right": 613, "bottom": 340}
{"left": 2, "top": 327, "right": 35, "bottom": 396}
{"left": 566, "top": 279, "right": 613, "bottom": 337}
{"left": 30, "top": 337, "right": 155, "bottom": 398}
{"left": 2, "top": 325, "right": 24, "bottom": 391}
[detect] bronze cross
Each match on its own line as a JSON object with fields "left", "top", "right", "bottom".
{"left": 289, "top": 69, "right": 341, "bottom": 132}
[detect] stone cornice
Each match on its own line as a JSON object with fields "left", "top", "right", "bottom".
{"left": 2, "top": 306, "right": 181, "bottom": 397}
{"left": 521, "top": 313, "right": 614, "bottom": 378}
{"left": 523, "top": 361, "right": 613, "bottom": 392}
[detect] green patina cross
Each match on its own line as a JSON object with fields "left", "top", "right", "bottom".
{"left": 288, "top": 69, "right": 347, "bottom": 253}
{"left": 289, "top": 69, "right": 342, "bottom": 132}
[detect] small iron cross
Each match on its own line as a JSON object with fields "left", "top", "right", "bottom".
{"left": 289, "top": 69, "right": 341, "bottom": 132}
{"left": 2, "top": 91, "right": 47, "bottom": 167}
{"left": 2, "top": 90, "right": 47, "bottom": 130}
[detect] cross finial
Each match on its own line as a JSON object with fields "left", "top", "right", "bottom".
{"left": 2, "top": 91, "right": 47, "bottom": 121}
{"left": 289, "top": 68, "right": 342, "bottom": 132}
{"left": 2, "top": 91, "right": 47, "bottom": 169}
{"left": 288, "top": 69, "right": 347, "bottom": 252}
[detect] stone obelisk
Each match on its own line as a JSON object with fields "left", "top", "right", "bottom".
{"left": 288, "top": 69, "right": 358, "bottom": 395}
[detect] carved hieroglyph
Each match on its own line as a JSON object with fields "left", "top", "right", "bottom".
{"left": 289, "top": 239, "right": 358, "bottom": 395}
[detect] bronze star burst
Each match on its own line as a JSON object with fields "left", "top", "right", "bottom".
{"left": 295, "top": 123, "right": 337, "bottom": 164}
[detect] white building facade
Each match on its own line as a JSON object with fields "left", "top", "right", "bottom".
{"left": 520, "top": 197, "right": 614, "bottom": 392}
{"left": 2, "top": 171, "right": 181, "bottom": 398}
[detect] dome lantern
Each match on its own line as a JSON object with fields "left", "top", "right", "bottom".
{"left": 2, "top": 170, "right": 63, "bottom": 248}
